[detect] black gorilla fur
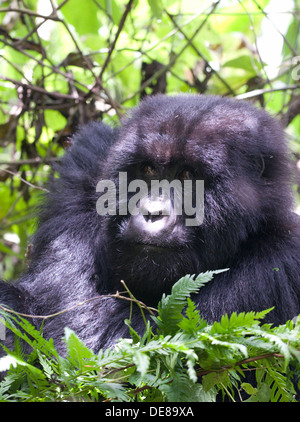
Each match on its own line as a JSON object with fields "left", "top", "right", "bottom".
{"left": 1, "top": 94, "right": 300, "bottom": 356}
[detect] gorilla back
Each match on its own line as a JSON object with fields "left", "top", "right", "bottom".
{"left": 1, "top": 94, "right": 300, "bottom": 355}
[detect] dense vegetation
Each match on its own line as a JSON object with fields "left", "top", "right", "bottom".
{"left": 1, "top": 273, "right": 300, "bottom": 402}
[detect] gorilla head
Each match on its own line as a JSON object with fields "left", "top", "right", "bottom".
{"left": 97, "top": 95, "right": 293, "bottom": 303}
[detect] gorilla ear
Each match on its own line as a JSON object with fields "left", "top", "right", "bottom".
{"left": 255, "top": 154, "right": 277, "bottom": 179}
{"left": 251, "top": 154, "right": 270, "bottom": 178}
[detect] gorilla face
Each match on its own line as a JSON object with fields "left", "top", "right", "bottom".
{"left": 101, "top": 160, "right": 202, "bottom": 302}
{"left": 98, "top": 94, "right": 291, "bottom": 302}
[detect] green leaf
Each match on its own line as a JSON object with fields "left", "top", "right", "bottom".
{"left": 241, "top": 382, "right": 258, "bottom": 396}
{"left": 211, "top": 308, "right": 273, "bottom": 334}
{"left": 36, "top": 351, "right": 55, "bottom": 379}
{"left": 251, "top": 329, "right": 292, "bottom": 370}
{"left": 178, "top": 298, "right": 206, "bottom": 334}
{"left": 223, "top": 55, "right": 258, "bottom": 74}
{"left": 0, "top": 353, "right": 45, "bottom": 378}
{"left": 245, "top": 383, "right": 271, "bottom": 402}
{"left": 0, "top": 243, "right": 21, "bottom": 257}
{"left": 64, "top": 327, "right": 95, "bottom": 370}
{"left": 124, "top": 319, "right": 141, "bottom": 344}
{"left": 203, "top": 371, "right": 228, "bottom": 392}
{"left": 147, "top": 0, "right": 164, "bottom": 18}
{"left": 185, "top": 350, "right": 197, "bottom": 382}
{"left": 0, "top": 274, "right": 299, "bottom": 402}
{"left": 154, "top": 270, "right": 228, "bottom": 335}
{"left": 133, "top": 351, "right": 150, "bottom": 378}
{"left": 44, "top": 110, "right": 67, "bottom": 133}
{"left": 160, "top": 372, "right": 203, "bottom": 402}
{"left": 0, "top": 310, "right": 58, "bottom": 359}
{"left": 57, "top": 0, "right": 101, "bottom": 35}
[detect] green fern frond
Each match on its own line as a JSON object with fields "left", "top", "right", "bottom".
{"left": 0, "top": 309, "right": 58, "bottom": 359}
{"left": 153, "top": 270, "right": 227, "bottom": 336}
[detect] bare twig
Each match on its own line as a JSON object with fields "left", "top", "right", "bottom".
{"left": 235, "top": 84, "right": 300, "bottom": 100}
{"left": 0, "top": 157, "right": 58, "bottom": 166}
{"left": 0, "top": 7, "right": 60, "bottom": 20}
{"left": 196, "top": 349, "right": 300, "bottom": 377}
{"left": 57, "top": 19, "right": 123, "bottom": 118}
{"left": 99, "top": 0, "right": 134, "bottom": 80}
{"left": 0, "top": 37, "right": 92, "bottom": 94}
{"left": 0, "top": 169, "right": 49, "bottom": 192}
{"left": 0, "top": 75, "right": 85, "bottom": 102}
{"left": 0, "top": 290, "right": 158, "bottom": 321}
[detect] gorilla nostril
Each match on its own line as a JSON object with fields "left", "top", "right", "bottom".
{"left": 144, "top": 212, "right": 164, "bottom": 223}
{"left": 131, "top": 212, "right": 173, "bottom": 234}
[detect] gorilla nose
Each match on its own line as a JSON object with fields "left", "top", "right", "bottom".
{"left": 131, "top": 196, "right": 175, "bottom": 235}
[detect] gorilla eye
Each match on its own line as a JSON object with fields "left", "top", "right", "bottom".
{"left": 142, "top": 164, "right": 157, "bottom": 177}
{"left": 179, "top": 168, "right": 194, "bottom": 180}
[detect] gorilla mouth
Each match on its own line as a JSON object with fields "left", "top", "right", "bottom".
{"left": 140, "top": 243, "right": 171, "bottom": 251}
{"left": 133, "top": 240, "right": 170, "bottom": 249}
{"left": 132, "top": 240, "right": 182, "bottom": 254}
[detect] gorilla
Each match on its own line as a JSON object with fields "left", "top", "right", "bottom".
{"left": 1, "top": 94, "right": 300, "bottom": 356}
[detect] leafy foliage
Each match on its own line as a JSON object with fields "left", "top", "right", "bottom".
{"left": 153, "top": 269, "right": 228, "bottom": 336}
{"left": 0, "top": 272, "right": 299, "bottom": 402}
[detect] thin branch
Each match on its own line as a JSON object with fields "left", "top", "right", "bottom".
{"left": 237, "top": 0, "right": 271, "bottom": 89}
{"left": 0, "top": 7, "right": 60, "bottom": 21}
{"left": 0, "top": 37, "right": 92, "bottom": 94}
{"left": 57, "top": 19, "right": 123, "bottom": 118}
{"left": 0, "top": 157, "right": 58, "bottom": 166}
{"left": 0, "top": 169, "right": 49, "bottom": 192}
{"left": 99, "top": 0, "right": 134, "bottom": 80}
{"left": 0, "top": 291, "right": 158, "bottom": 321}
{"left": 10, "top": 0, "right": 68, "bottom": 56}
{"left": 235, "top": 84, "right": 300, "bottom": 100}
{"left": 196, "top": 349, "right": 300, "bottom": 378}
{"left": 0, "top": 75, "right": 85, "bottom": 102}
{"left": 99, "top": 6, "right": 223, "bottom": 87}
